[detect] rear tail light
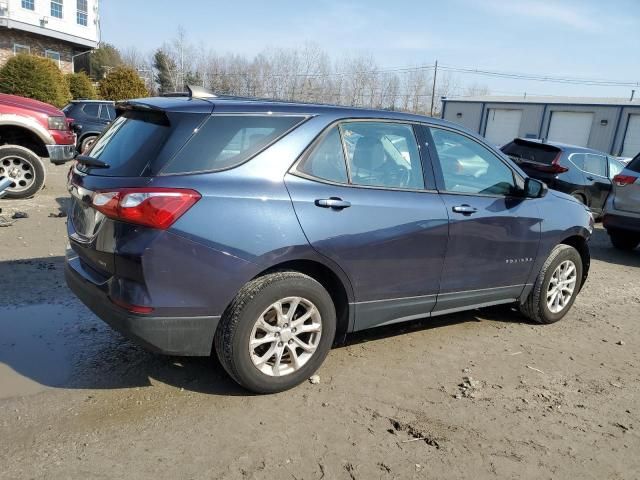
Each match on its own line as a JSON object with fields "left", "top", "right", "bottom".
{"left": 91, "top": 188, "right": 201, "bottom": 229}
{"left": 613, "top": 174, "right": 638, "bottom": 187}
{"left": 522, "top": 152, "right": 569, "bottom": 174}
{"left": 110, "top": 297, "right": 154, "bottom": 314}
{"left": 539, "top": 152, "right": 569, "bottom": 174}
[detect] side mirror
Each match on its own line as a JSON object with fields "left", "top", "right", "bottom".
{"left": 524, "top": 177, "right": 548, "bottom": 198}
{"left": 0, "top": 177, "right": 13, "bottom": 199}
{"left": 71, "top": 122, "right": 83, "bottom": 133}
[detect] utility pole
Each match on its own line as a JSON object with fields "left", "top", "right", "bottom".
{"left": 430, "top": 60, "right": 438, "bottom": 117}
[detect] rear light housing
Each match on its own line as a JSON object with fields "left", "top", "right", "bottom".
{"left": 110, "top": 297, "right": 154, "bottom": 314}
{"left": 91, "top": 187, "right": 201, "bottom": 229}
{"left": 533, "top": 152, "right": 569, "bottom": 174}
{"left": 613, "top": 174, "right": 638, "bottom": 187}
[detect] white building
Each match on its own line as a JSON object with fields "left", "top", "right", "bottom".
{"left": 0, "top": 0, "right": 99, "bottom": 73}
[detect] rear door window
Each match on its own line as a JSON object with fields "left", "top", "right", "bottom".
{"left": 162, "top": 115, "right": 306, "bottom": 174}
{"left": 82, "top": 103, "right": 100, "bottom": 118}
{"left": 99, "top": 105, "right": 111, "bottom": 120}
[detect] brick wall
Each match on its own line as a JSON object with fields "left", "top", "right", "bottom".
{"left": 0, "top": 28, "right": 76, "bottom": 73}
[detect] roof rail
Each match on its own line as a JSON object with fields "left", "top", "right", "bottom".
{"left": 187, "top": 85, "right": 217, "bottom": 99}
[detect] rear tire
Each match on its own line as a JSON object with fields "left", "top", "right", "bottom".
{"left": 520, "top": 245, "right": 583, "bottom": 324}
{"left": 214, "top": 271, "right": 336, "bottom": 394}
{"left": 80, "top": 135, "right": 97, "bottom": 154}
{"left": 608, "top": 230, "right": 640, "bottom": 251}
{"left": 0, "top": 145, "right": 46, "bottom": 199}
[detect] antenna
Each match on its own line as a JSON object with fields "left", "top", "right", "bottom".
{"left": 187, "top": 85, "right": 217, "bottom": 99}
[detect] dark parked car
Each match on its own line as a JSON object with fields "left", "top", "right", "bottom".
{"left": 501, "top": 138, "right": 625, "bottom": 216}
{"left": 62, "top": 100, "right": 115, "bottom": 153}
{"left": 603, "top": 152, "right": 640, "bottom": 250}
{"left": 65, "top": 89, "right": 593, "bottom": 393}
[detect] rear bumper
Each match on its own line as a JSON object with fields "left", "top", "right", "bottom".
{"left": 65, "top": 259, "right": 219, "bottom": 356}
{"left": 603, "top": 213, "right": 640, "bottom": 234}
{"left": 47, "top": 144, "right": 77, "bottom": 164}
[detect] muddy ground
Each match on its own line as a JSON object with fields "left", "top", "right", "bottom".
{"left": 0, "top": 164, "right": 639, "bottom": 479}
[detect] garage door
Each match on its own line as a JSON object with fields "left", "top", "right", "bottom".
{"left": 547, "top": 111, "right": 593, "bottom": 147}
{"left": 621, "top": 114, "right": 640, "bottom": 158}
{"left": 484, "top": 109, "right": 522, "bottom": 146}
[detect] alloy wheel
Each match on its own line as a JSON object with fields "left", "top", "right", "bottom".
{"left": 546, "top": 260, "right": 577, "bottom": 314}
{"left": 249, "top": 297, "right": 322, "bottom": 377}
{"left": 0, "top": 155, "right": 36, "bottom": 194}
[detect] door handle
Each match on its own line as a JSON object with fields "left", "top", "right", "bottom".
{"left": 586, "top": 176, "right": 594, "bottom": 181}
{"left": 315, "top": 198, "right": 351, "bottom": 210}
{"left": 452, "top": 204, "right": 478, "bottom": 215}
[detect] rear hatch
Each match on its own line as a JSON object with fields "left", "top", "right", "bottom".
{"left": 68, "top": 101, "right": 308, "bottom": 280}
{"left": 501, "top": 139, "right": 566, "bottom": 178}
{"left": 612, "top": 153, "right": 640, "bottom": 214}
{"left": 68, "top": 104, "right": 211, "bottom": 279}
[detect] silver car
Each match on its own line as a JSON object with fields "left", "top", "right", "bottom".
{"left": 603, "top": 153, "right": 640, "bottom": 250}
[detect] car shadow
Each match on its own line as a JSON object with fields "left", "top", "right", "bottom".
{"left": 0, "top": 232, "right": 636, "bottom": 399}
{"left": 0, "top": 255, "right": 531, "bottom": 398}
{"left": 588, "top": 227, "right": 640, "bottom": 268}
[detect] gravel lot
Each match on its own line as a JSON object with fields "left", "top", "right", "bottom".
{"left": 0, "top": 164, "right": 639, "bottom": 479}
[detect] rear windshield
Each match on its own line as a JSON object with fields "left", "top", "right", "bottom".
{"left": 83, "top": 111, "right": 305, "bottom": 176}
{"left": 501, "top": 139, "right": 560, "bottom": 165}
{"left": 627, "top": 153, "right": 640, "bottom": 173}
{"left": 83, "top": 109, "right": 207, "bottom": 176}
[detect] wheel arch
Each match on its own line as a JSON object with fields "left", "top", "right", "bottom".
{"left": 559, "top": 234, "right": 590, "bottom": 290}
{"left": 0, "top": 124, "right": 48, "bottom": 157}
{"left": 255, "top": 259, "right": 353, "bottom": 344}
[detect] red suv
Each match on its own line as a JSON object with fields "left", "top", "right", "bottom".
{"left": 0, "top": 93, "right": 77, "bottom": 198}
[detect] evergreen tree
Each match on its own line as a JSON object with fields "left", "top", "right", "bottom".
{"left": 153, "top": 50, "right": 175, "bottom": 93}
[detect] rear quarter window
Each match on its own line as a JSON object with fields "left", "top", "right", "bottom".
{"left": 161, "top": 115, "right": 306, "bottom": 174}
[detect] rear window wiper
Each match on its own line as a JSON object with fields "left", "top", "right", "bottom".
{"left": 76, "top": 154, "right": 110, "bottom": 169}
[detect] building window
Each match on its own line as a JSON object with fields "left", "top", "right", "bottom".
{"left": 51, "top": 0, "right": 63, "bottom": 18}
{"left": 76, "top": 0, "right": 88, "bottom": 25}
{"left": 21, "top": 0, "right": 35, "bottom": 10}
{"left": 14, "top": 44, "right": 31, "bottom": 55}
{"left": 45, "top": 50, "right": 61, "bottom": 67}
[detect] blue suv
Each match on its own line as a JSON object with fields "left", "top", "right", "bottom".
{"left": 65, "top": 88, "right": 593, "bottom": 393}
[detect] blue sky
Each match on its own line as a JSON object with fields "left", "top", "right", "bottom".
{"left": 101, "top": 0, "right": 640, "bottom": 98}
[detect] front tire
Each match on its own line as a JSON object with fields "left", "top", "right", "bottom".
{"left": 520, "top": 245, "right": 583, "bottom": 324}
{"left": 215, "top": 271, "right": 336, "bottom": 394}
{"left": 608, "top": 229, "right": 640, "bottom": 251}
{"left": 0, "top": 145, "right": 46, "bottom": 199}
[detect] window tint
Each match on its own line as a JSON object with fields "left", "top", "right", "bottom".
{"left": 501, "top": 139, "right": 560, "bottom": 165}
{"left": 297, "top": 127, "right": 348, "bottom": 183}
{"left": 82, "top": 110, "right": 207, "bottom": 177}
{"left": 82, "top": 103, "right": 100, "bottom": 117}
{"left": 99, "top": 105, "right": 110, "bottom": 120}
{"left": 573, "top": 153, "right": 607, "bottom": 177}
{"left": 162, "top": 115, "right": 305, "bottom": 174}
{"left": 341, "top": 122, "right": 424, "bottom": 189}
{"left": 431, "top": 128, "right": 516, "bottom": 196}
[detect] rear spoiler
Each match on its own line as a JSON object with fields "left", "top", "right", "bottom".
{"left": 509, "top": 138, "right": 561, "bottom": 153}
